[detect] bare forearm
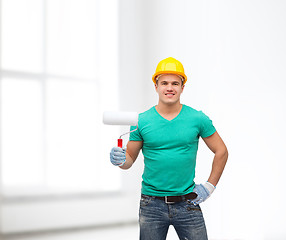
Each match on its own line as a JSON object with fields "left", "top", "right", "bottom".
{"left": 207, "top": 149, "right": 228, "bottom": 186}
{"left": 119, "top": 152, "right": 134, "bottom": 170}
{"left": 119, "top": 141, "right": 142, "bottom": 170}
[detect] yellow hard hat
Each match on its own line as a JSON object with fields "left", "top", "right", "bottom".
{"left": 152, "top": 57, "right": 187, "bottom": 85}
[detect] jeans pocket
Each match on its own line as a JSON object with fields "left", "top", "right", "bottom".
{"left": 185, "top": 199, "right": 202, "bottom": 212}
{"left": 140, "top": 195, "right": 153, "bottom": 207}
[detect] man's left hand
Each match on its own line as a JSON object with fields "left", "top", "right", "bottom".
{"left": 192, "top": 182, "right": 216, "bottom": 205}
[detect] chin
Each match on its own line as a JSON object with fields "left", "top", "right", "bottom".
{"left": 162, "top": 99, "right": 179, "bottom": 105}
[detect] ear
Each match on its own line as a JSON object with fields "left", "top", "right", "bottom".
{"left": 155, "top": 83, "right": 158, "bottom": 92}
{"left": 181, "top": 84, "right": 185, "bottom": 92}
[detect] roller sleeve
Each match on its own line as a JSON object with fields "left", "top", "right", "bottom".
{"left": 103, "top": 111, "right": 138, "bottom": 126}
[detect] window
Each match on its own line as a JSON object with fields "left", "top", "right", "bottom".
{"left": 0, "top": 0, "right": 120, "bottom": 195}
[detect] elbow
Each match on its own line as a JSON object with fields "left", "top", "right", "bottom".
{"left": 223, "top": 145, "right": 228, "bottom": 156}
{"left": 216, "top": 146, "right": 228, "bottom": 160}
{"left": 223, "top": 147, "right": 229, "bottom": 161}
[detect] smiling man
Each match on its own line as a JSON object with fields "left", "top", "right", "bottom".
{"left": 110, "top": 57, "right": 228, "bottom": 240}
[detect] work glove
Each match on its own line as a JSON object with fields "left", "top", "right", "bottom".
{"left": 110, "top": 147, "right": 126, "bottom": 167}
{"left": 192, "top": 182, "right": 216, "bottom": 205}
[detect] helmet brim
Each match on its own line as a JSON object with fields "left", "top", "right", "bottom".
{"left": 152, "top": 71, "right": 187, "bottom": 85}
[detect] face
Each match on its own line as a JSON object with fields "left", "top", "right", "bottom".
{"left": 155, "top": 74, "right": 185, "bottom": 106}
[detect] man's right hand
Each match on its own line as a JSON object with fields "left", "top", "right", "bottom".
{"left": 110, "top": 147, "right": 126, "bottom": 166}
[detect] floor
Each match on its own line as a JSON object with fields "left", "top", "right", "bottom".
{"left": 2, "top": 224, "right": 180, "bottom": 240}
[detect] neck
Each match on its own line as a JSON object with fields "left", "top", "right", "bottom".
{"left": 156, "top": 101, "right": 182, "bottom": 115}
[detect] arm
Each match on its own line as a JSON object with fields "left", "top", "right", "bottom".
{"left": 120, "top": 140, "right": 143, "bottom": 170}
{"left": 192, "top": 131, "right": 228, "bottom": 205}
{"left": 202, "top": 131, "right": 228, "bottom": 186}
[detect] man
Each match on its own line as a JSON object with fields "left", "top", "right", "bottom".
{"left": 110, "top": 57, "right": 228, "bottom": 240}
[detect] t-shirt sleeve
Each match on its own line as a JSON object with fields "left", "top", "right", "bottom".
{"left": 129, "top": 125, "right": 143, "bottom": 141}
{"left": 199, "top": 111, "right": 216, "bottom": 138}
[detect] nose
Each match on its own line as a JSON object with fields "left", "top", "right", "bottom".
{"left": 167, "top": 84, "right": 173, "bottom": 91}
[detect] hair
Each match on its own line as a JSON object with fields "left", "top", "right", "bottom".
{"left": 156, "top": 74, "right": 184, "bottom": 86}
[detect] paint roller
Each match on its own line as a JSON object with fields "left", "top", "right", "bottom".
{"left": 103, "top": 111, "right": 138, "bottom": 148}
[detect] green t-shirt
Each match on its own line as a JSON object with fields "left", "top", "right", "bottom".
{"left": 129, "top": 104, "right": 216, "bottom": 197}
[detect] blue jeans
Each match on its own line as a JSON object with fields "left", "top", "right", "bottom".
{"left": 139, "top": 195, "right": 208, "bottom": 240}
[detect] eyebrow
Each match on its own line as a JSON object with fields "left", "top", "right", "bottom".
{"left": 160, "top": 80, "right": 180, "bottom": 84}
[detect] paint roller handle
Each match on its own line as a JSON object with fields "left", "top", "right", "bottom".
{"left": 117, "top": 126, "right": 138, "bottom": 148}
{"left": 118, "top": 139, "right": 123, "bottom": 148}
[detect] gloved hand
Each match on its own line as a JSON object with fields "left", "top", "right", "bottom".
{"left": 192, "top": 182, "right": 216, "bottom": 205}
{"left": 110, "top": 147, "right": 126, "bottom": 166}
